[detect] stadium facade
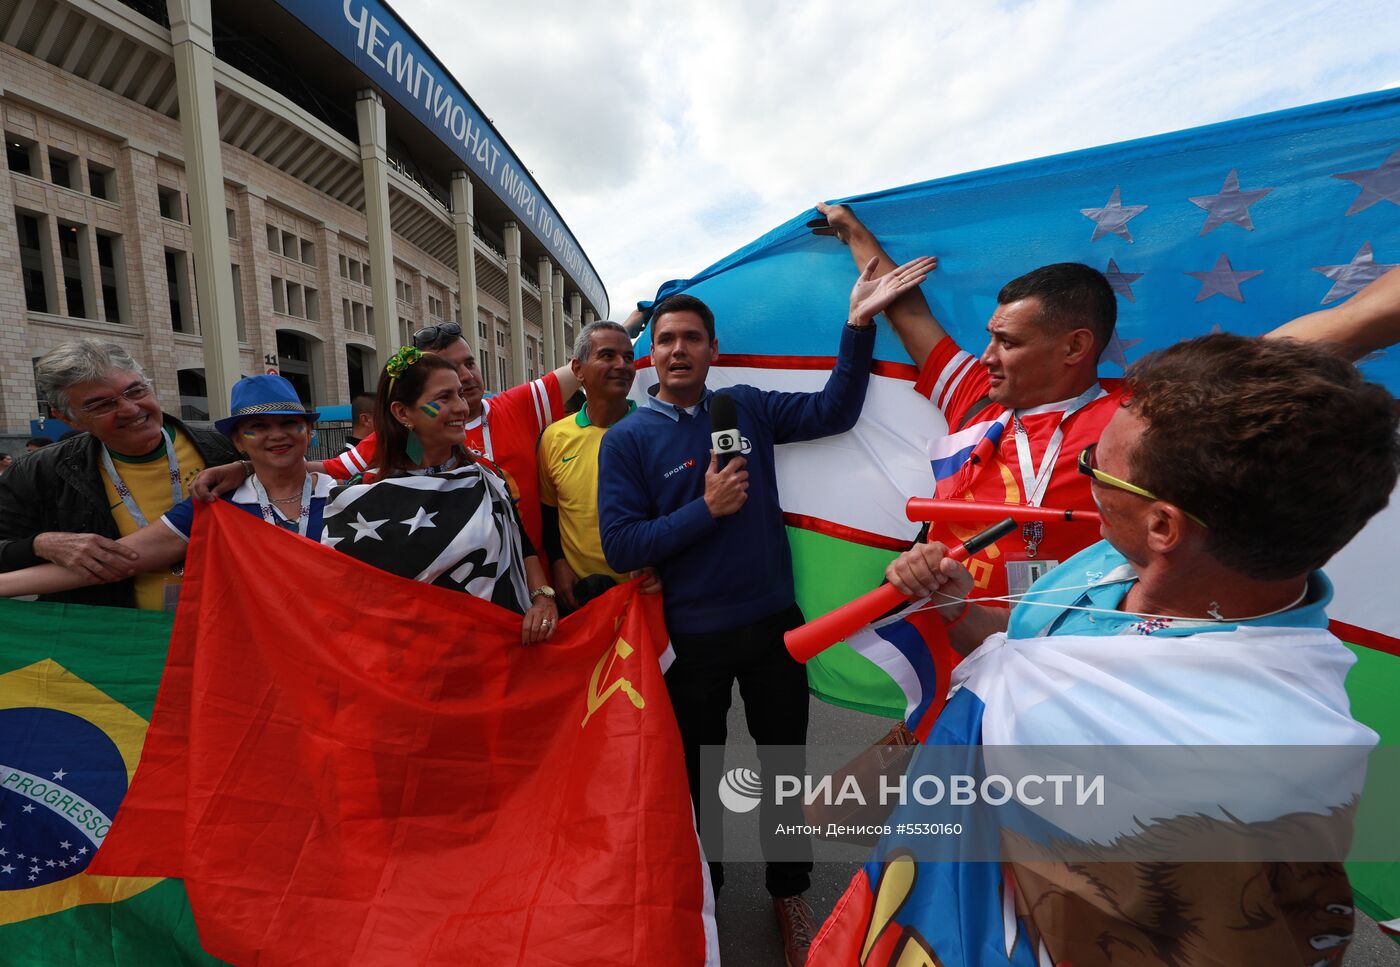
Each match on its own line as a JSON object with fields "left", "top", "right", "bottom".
{"left": 0, "top": 0, "right": 607, "bottom": 430}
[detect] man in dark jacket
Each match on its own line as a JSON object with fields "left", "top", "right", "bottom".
{"left": 0, "top": 340, "right": 238, "bottom": 610}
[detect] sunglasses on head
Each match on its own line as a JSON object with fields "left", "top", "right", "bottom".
{"left": 412, "top": 322, "right": 462, "bottom": 349}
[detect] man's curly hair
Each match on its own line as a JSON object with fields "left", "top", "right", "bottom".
{"left": 1124, "top": 334, "right": 1399, "bottom": 579}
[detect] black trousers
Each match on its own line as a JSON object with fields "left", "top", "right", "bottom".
{"left": 665, "top": 602, "right": 813, "bottom": 898}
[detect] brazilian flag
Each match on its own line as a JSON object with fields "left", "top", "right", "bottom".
{"left": 0, "top": 598, "right": 225, "bottom": 966}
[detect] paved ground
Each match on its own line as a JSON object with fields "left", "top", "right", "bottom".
{"left": 714, "top": 691, "right": 1399, "bottom": 966}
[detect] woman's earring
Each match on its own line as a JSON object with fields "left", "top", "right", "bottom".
{"left": 404, "top": 426, "right": 424, "bottom": 465}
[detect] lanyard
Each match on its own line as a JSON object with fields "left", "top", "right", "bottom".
{"left": 1011, "top": 385, "right": 1107, "bottom": 507}
{"left": 100, "top": 431, "right": 182, "bottom": 529}
{"left": 473, "top": 400, "right": 494, "bottom": 461}
{"left": 250, "top": 473, "right": 314, "bottom": 538}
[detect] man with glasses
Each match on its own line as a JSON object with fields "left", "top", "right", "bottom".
{"left": 869, "top": 333, "right": 1399, "bottom": 967}
{"left": 816, "top": 203, "right": 1400, "bottom": 605}
{"left": 0, "top": 340, "right": 237, "bottom": 609}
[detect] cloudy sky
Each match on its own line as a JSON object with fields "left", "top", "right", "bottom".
{"left": 395, "top": 0, "right": 1399, "bottom": 318}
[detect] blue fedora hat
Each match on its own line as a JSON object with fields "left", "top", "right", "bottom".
{"left": 214, "top": 374, "right": 321, "bottom": 436}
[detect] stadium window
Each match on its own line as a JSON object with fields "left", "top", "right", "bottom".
{"left": 166, "top": 249, "right": 191, "bottom": 332}
{"left": 362, "top": 263, "right": 371, "bottom": 286}
{"left": 47, "top": 148, "right": 77, "bottom": 190}
{"left": 57, "top": 221, "right": 91, "bottom": 319}
{"left": 231, "top": 264, "right": 246, "bottom": 341}
{"left": 339, "top": 254, "right": 348, "bottom": 279}
{"left": 343, "top": 298, "right": 352, "bottom": 331}
{"left": 157, "top": 186, "right": 182, "bottom": 221}
{"left": 266, "top": 224, "right": 279, "bottom": 253}
{"left": 226, "top": 208, "right": 238, "bottom": 238}
{"left": 304, "top": 287, "right": 319, "bottom": 322}
{"left": 348, "top": 258, "right": 362, "bottom": 284}
{"left": 88, "top": 162, "right": 115, "bottom": 201}
{"left": 6, "top": 133, "right": 36, "bottom": 175}
{"left": 498, "top": 356, "right": 508, "bottom": 391}
{"left": 95, "top": 231, "right": 127, "bottom": 324}
{"left": 281, "top": 231, "right": 297, "bottom": 260}
{"left": 351, "top": 301, "right": 365, "bottom": 333}
{"left": 480, "top": 350, "right": 491, "bottom": 391}
{"left": 286, "top": 282, "right": 304, "bottom": 319}
{"left": 477, "top": 319, "right": 486, "bottom": 339}
{"left": 300, "top": 238, "right": 315, "bottom": 266}
{"left": 271, "top": 276, "right": 286, "bottom": 314}
{"left": 15, "top": 210, "right": 52, "bottom": 313}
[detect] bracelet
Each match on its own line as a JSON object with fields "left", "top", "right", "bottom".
{"left": 944, "top": 601, "right": 971, "bottom": 627}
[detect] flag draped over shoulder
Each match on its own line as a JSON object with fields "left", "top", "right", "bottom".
{"left": 88, "top": 501, "right": 715, "bottom": 966}
{"left": 809, "top": 625, "right": 1378, "bottom": 967}
{"left": 0, "top": 598, "right": 222, "bottom": 966}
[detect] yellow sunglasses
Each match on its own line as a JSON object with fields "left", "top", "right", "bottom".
{"left": 1077, "top": 444, "right": 1208, "bottom": 528}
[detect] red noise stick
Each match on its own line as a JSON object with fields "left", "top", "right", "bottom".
{"left": 904, "top": 498, "right": 1100, "bottom": 525}
{"left": 785, "top": 517, "right": 1017, "bottom": 664}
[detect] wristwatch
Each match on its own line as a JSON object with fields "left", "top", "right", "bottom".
{"left": 529, "top": 585, "right": 556, "bottom": 601}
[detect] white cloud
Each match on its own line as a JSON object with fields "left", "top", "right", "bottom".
{"left": 394, "top": 0, "right": 1400, "bottom": 317}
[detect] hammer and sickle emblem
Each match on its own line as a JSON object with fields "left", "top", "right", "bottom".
{"left": 582, "top": 636, "right": 645, "bottom": 727}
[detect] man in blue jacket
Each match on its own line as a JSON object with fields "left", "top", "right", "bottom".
{"left": 598, "top": 253, "right": 935, "bottom": 963}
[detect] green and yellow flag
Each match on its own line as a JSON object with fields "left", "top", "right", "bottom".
{"left": 0, "top": 598, "right": 224, "bottom": 966}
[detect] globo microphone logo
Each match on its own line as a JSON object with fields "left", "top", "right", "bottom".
{"left": 717, "top": 767, "right": 763, "bottom": 813}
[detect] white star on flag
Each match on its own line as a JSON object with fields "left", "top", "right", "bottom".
{"left": 78, "top": 846, "right": 88, "bottom": 855}
{"left": 1313, "top": 242, "right": 1399, "bottom": 304}
{"left": 1103, "top": 259, "right": 1144, "bottom": 301}
{"left": 45, "top": 859, "right": 55, "bottom": 867}
{"left": 0, "top": 847, "right": 7, "bottom": 855}
{"left": 322, "top": 535, "right": 343, "bottom": 549}
{"left": 348, "top": 513, "right": 389, "bottom": 542}
{"left": 29, "top": 865, "right": 40, "bottom": 874}
{"left": 1186, "top": 254, "right": 1263, "bottom": 302}
{"left": 400, "top": 508, "right": 439, "bottom": 535}
{"left": 51, "top": 768, "right": 67, "bottom": 781}
{"left": 1188, "top": 168, "right": 1273, "bottom": 234}
{"left": 58, "top": 840, "right": 70, "bottom": 850}
{"left": 21, "top": 804, "right": 34, "bottom": 813}
{"left": 1080, "top": 186, "right": 1148, "bottom": 242}
{"left": 1333, "top": 146, "right": 1400, "bottom": 215}
{"left": 0, "top": 864, "right": 12, "bottom": 874}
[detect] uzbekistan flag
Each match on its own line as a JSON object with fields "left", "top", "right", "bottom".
{"left": 632, "top": 86, "right": 1400, "bottom": 928}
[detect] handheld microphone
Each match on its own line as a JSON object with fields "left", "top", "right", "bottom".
{"left": 709, "top": 392, "right": 742, "bottom": 466}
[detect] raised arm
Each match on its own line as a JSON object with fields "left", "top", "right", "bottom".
{"left": 0, "top": 519, "right": 186, "bottom": 598}
{"left": 815, "top": 202, "right": 947, "bottom": 365}
{"left": 1265, "top": 266, "right": 1400, "bottom": 361}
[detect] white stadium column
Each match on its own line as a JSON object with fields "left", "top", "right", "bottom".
{"left": 552, "top": 269, "right": 566, "bottom": 370}
{"left": 355, "top": 89, "right": 396, "bottom": 369}
{"left": 504, "top": 221, "right": 526, "bottom": 387}
{"left": 167, "top": 0, "right": 240, "bottom": 417}
{"left": 569, "top": 292, "right": 583, "bottom": 358}
{"left": 537, "top": 256, "right": 555, "bottom": 376}
{"left": 450, "top": 172, "right": 479, "bottom": 341}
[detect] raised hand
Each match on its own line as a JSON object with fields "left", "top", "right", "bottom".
{"left": 849, "top": 254, "right": 939, "bottom": 328}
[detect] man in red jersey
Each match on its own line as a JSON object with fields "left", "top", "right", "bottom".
{"left": 194, "top": 322, "right": 578, "bottom": 556}
{"left": 816, "top": 202, "right": 1400, "bottom": 603}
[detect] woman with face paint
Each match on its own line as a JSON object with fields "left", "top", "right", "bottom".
{"left": 319, "top": 347, "right": 558, "bottom": 645}
{"left": 0, "top": 375, "right": 331, "bottom": 601}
